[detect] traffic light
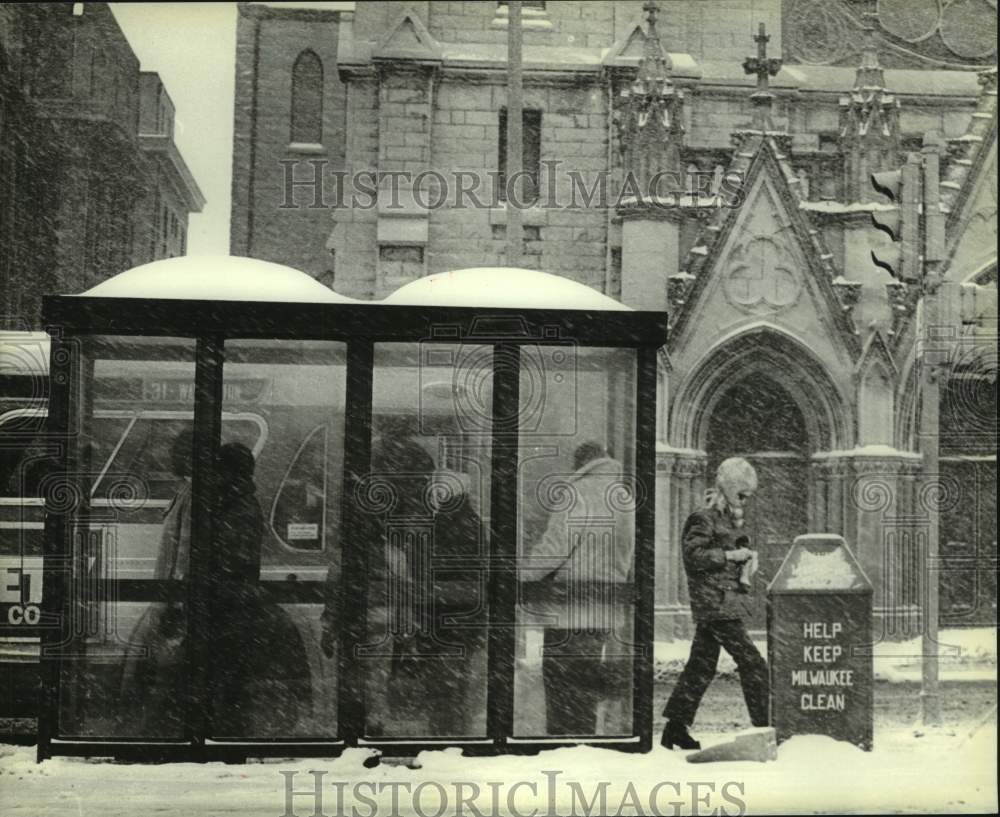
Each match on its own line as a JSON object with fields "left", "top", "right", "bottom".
{"left": 870, "top": 154, "right": 922, "bottom": 283}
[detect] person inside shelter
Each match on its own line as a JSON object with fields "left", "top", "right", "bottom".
{"left": 321, "top": 436, "right": 488, "bottom": 737}
{"left": 523, "top": 441, "right": 635, "bottom": 736}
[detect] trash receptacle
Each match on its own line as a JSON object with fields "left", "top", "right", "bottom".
{"left": 767, "top": 534, "right": 873, "bottom": 750}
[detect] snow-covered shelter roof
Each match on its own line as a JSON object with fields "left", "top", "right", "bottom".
{"left": 77, "top": 256, "right": 359, "bottom": 303}
{"left": 382, "top": 267, "right": 632, "bottom": 311}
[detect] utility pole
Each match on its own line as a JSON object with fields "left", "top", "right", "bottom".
{"left": 870, "top": 130, "right": 947, "bottom": 725}
{"left": 919, "top": 130, "right": 945, "bottom": 726}
{"left": 506, "top": 0, "right": 523, "bottom": 267}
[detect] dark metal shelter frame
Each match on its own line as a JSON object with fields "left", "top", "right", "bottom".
{"left": 38, "top": 293, "right": 667, "bottom": 762}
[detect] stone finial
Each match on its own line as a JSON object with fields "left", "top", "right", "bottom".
{"left": 855, "top": 27, "right": 886, "bottom": 88}
{"left": 742, "top": 23, "right": 782, "bottom": 131}
{"left": 839, "top": 27, "right": 900, "bottom": 202}
{"left": 616, "top": 0, "right": 684, "bottom": 191}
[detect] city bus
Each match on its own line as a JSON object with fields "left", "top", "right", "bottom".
{"left": 0, "top": 330, "right": 493, "bottom": 731}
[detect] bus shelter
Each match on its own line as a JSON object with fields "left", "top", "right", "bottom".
{"left": 37, "top": 256, "right": 667, "bottom": 761}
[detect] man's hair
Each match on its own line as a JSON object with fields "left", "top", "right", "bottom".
{"left": 573, "top": 441, "right": 607, "bottom": 471}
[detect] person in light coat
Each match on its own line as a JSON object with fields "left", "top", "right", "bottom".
{"left": 524, "top": 442, "right": 635, "bottom": 736}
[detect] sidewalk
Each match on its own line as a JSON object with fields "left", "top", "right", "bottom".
{"left": 1, "top": 719, "right": 995, "bottom": 815}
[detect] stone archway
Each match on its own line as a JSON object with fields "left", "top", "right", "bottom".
{"left": 668, "top": 325, "right": 850, "bottom": 630}
{"left": 704, "top": 374, "right": 811, "bottom": 627}
{"left": 673, "top": 324, "right": 848, "bottom": 455}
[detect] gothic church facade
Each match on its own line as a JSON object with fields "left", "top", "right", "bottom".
{"left": 230, "top": 0, "right": 997, "bottom": 636}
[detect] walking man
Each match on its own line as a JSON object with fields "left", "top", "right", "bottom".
{"left": 661, "top": 457, "right": 769, "bottom": 750}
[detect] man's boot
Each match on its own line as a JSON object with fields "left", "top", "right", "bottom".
{"left": 660, "top": 720, "right": 701, "bottom": 750}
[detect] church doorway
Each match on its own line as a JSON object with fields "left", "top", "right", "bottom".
{"left": 704, "top": 374, "right": 810, "bottom": 628}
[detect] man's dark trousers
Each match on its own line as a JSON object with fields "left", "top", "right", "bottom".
{"left": 663, "top": 619, "right": 769, "bottom": 727}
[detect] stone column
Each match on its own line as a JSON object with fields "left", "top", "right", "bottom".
{"left": 654, "top": 447, "right": 707, "bottom": 640}
{"left": 620, "top": 211, "right": 680, "bottom": 312}
{"left": 835, "top": 453, "right": 923, "bottom": 640}
{"left": 809, "top": 458, "right": 830, "bottom": 531}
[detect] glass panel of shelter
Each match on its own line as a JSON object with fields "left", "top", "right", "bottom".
{"left": 57, "top": 336, "right": 197, "bottom": 739}
{"left": 514, "top": 346, "right": 638, "bottom": 739}
{"left": 360, "top": 342, "right": 492, "bottom": 739}
{"left": 209, "top": 339, "right": 346, "bottom": 740}
{"left": 52, "top": 334, "right": 644, "bottom": 746}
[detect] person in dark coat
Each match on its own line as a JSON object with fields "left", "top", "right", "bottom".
{"left": 411, "top": 471, "right": 488, "bottom": 736}
{"left": 661, "top": 457, "right": 768, "bottom": 750}
{"left": 210, "top": 441, "right": 310, "bottom": 737}
{"left": 321, "top": 437, "right": 487, "bottom": 737}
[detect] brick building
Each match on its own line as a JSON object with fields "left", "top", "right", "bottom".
{"left": 0, "top": 3, "right": 205, "bottom": 328}
{"left": 230, "top": 0, "right": 996, "bottom": 635}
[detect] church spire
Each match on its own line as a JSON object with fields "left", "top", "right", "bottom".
{"left": 616, "top": 0, "right": 685, "bottom": 188}
{"left": 742, "top": 23, "right": 782, "bottom": 131}
{"left": 839, "top": 28, "right": 901, "bottom": 202}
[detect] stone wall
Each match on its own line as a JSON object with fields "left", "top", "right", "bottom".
{"left": 230, "top": 5, "right": 346, "bottom": 281}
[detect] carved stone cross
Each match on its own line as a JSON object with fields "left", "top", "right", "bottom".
{"left": 743, "top": 22, "right": 782, "bottom": 94}
{"left": 743, "top": 23, "right": 783, "bottom": 127}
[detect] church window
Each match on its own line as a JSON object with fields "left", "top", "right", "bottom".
{"left": 498, "top": 108, "right": 542, "bottom": 204}
{"left": 290, "top": 50, "right": 323, "bottom": 145}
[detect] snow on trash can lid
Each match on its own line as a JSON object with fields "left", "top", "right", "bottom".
{"left": 382, "top": 267, "right": 632, "bottom": 311}
{"left": 768, "top": 534, "right": 872, "bottom": 593}
{"left": 75, "top": 256, "right": 362, "bottom": 303}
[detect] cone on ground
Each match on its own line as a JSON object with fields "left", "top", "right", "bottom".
{"left": 686, "top": 727, "right": 777, "bottom": 763}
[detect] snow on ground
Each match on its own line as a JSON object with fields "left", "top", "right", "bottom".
{"left": 655, "top": 628, "right": 997, "bottom": 683}
{"left": 2, "top": 629, "right": 993, "bottom": 815}
{"left": 1, "top": 720, "right": 995, "bottom": 815}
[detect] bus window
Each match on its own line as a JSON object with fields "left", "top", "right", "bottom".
{"left": 90, "top": 415, "right": 265, "bottom": 503}
{"left": 270, "top": 425, "right": 327, "bottom": 551}
{"left": 91, "top": 416, "right": 189, "bottom": 502}
{"left": 0, "top": 411, "right": 49, "bottom": 498}
{"left": 1, "top": 411, "right": 135, "bottom": 501}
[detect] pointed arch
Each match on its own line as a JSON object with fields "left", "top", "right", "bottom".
{"left": 670, "top": 322, "right": 850, "bottom": 453}
{"left": 895, "top": 357, "right": 920, "bottom": 452}
{"left": 856, "top": 331, "right": 898, "bottom": 446}
{"left": 290, "top": 49, "right": 323, "bottom": 145}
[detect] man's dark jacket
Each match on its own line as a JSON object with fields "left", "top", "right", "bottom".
{"left": 681, "top": 507, "right": 753, "bottom": 622}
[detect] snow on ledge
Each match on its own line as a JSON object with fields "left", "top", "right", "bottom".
{"left": 655, "top": 442, "right": 706, "bottom": 456}
{"left": 812, "top": 445, "right": 921, "bottom": 459}
{"left": 800, "top": 200, "right": 897, "bottom": 213}
{"left": 382, "top": 267, "right": 632, "bottom": 311}
{"left": 76, "top": 256, "right": 362, "bottom": 303}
